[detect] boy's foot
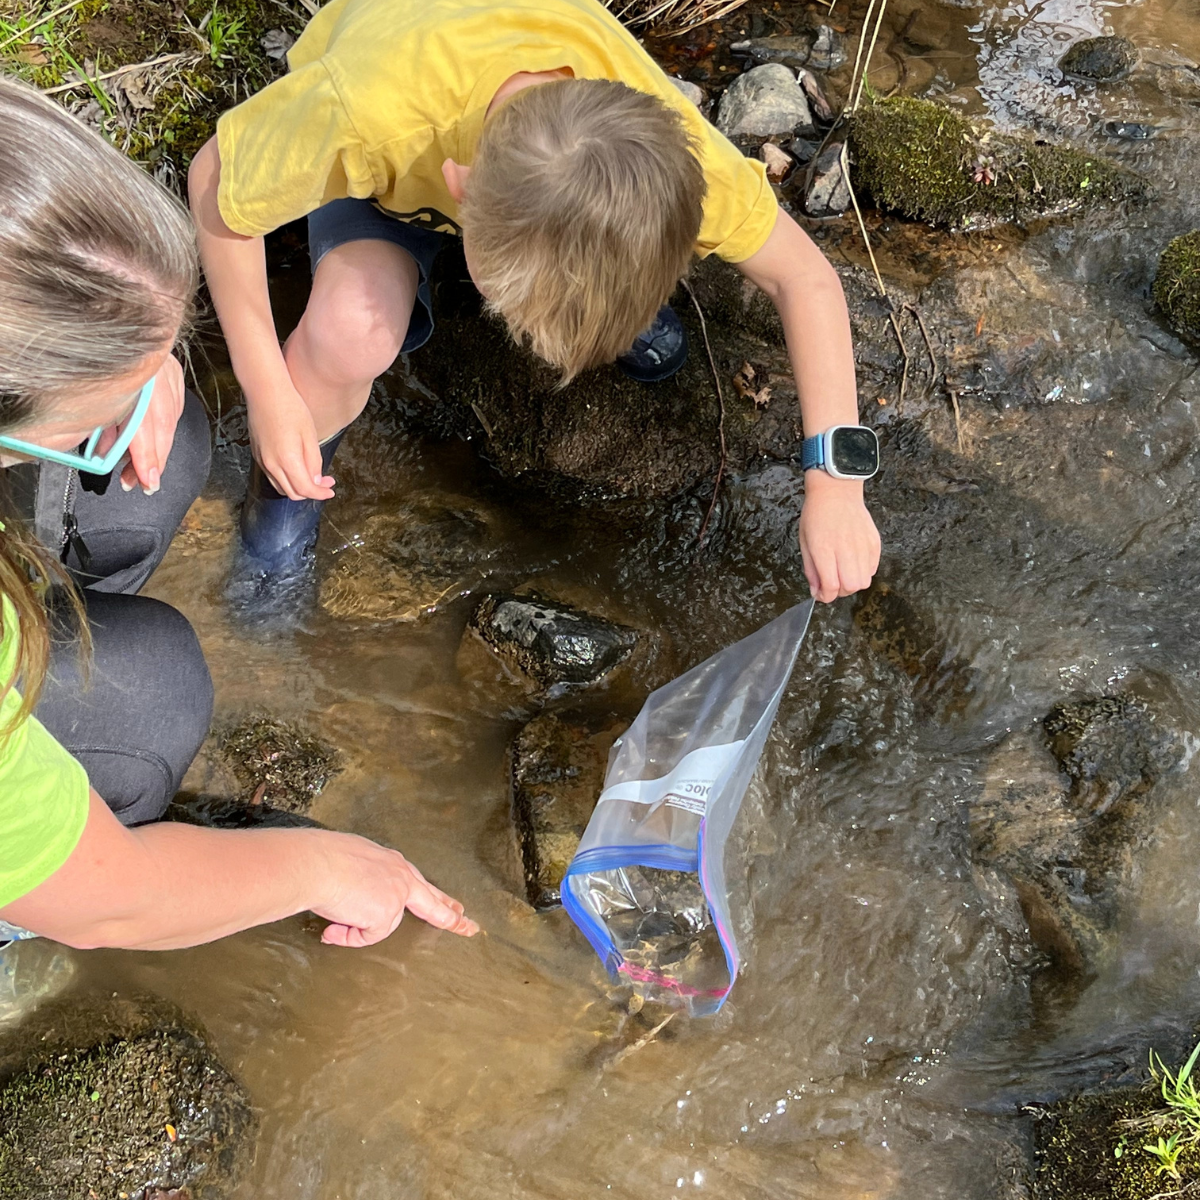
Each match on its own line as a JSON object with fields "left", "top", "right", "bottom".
{"left": 616, "top": 305, "right": 688, "bottom": 383}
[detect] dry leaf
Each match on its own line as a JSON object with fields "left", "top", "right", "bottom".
{"left": 17, "top": 43, "right": 49, "bottom": 65}
{"left": 760, "top": 141, "right": 792, "bottom": 182}
{"left": 260, "top": 28, "right": 295, "bottom": 59}
{"left": 118, "top": 72, "right": 155, "bottom": 111}
{"left": 732, "top": 361, "right": 772, "bottom": 408}
{"left": 876, "top": 396, "right": 888, "bottom": 406}
{"left": 974, "top": 314, "right": 985, "bottom": 337}
{"left": 165, "top": 1123, "right": 178, "bottom": 1142}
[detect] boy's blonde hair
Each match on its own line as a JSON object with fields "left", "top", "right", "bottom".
{"left": 461, "top": 78, "right": 705, "bottom": 382}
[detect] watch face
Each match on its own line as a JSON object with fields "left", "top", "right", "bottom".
{"left": 831, "top": 426, "right": 879, "bottom": 477}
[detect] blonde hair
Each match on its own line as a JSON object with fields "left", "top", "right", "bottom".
{"left": 0, "top": 75, "right": 198, "bottom": 734}
{"left": 461, "top": 78, "right": 705, "bottom": 382}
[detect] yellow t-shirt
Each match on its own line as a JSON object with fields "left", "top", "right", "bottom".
{"left": 216, "top": 0, "right": 778, "bottom": 262}
{"left": 0, "top": 596, "right": 89, "bottom": 911}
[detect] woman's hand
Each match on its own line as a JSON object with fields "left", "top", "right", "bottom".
{"left": 311, "top": 830, "right": 478, "bottom": 947}
{"left": 122, "top": 354, "right": 185, "bottom": 494}
{"left": 248, "top": 383, "right": 336, "bottom": 502}
{"left": 799, "top": 472, "right": 881, "bottom": 603}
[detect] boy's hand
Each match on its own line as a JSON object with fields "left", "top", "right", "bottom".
{"left": 248, "top": 384, "right": 336, "bottom": 502}
{"left": 311, "top": 830, "right": 479, "bottom": 947}
{"left": 799, "top": 472, "right": 880, "bottom": 603}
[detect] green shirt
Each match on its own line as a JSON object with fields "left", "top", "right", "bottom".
{"left": 0, "top": 595, "right": 89, "bottom": 910}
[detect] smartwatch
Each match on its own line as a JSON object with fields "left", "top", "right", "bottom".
{"left": 799, "top": 425, "right": 880, "bottom": 480}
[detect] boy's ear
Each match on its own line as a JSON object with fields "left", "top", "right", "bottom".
{"left": 442, "top": 158, "right": 472, "bottom": 204}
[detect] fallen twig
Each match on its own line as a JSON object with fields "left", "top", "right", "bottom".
{"left": 0, "top": 0, "right": 87, "bottom": 55}
{"left": 905, "top": 302, "right": 940, "bottom": 381}
{"left": 609, "top": 1012, "right": 677, "bottom": 1067}
{"left": 948, "top": 387, "right": 964, "bottom": 451}
{"left": 682, "top": 277, "right": 727, "bottom": 553}
{"left": 43, "top": 52, "right": 192, "bottom": 94}
{"left": 850, "top": 0, "right": 889, "bottom": 113}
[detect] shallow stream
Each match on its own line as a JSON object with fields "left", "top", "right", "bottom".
{"left": 21, "top": 0, "right": 1200, "bottom": 1195}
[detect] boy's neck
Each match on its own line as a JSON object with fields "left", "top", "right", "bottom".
{"left": 486, "top": 67, "right": 574, "bottom": 120}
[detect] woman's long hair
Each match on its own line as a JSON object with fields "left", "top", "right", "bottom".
{"left": 0, "top": 75, "right": 198, "bottom": 733}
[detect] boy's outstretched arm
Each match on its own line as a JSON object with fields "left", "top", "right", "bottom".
{"left": 188, "top": 136, "right": 334, "bottom": 502}
{"left": 735, "top": 209, "right": 881, "bottom": 602}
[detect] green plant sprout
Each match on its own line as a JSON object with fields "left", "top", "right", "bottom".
{"left": 1144, "top": 1132, "right": 1185, "bottom": 1180}
{"left": 199, "top": 5, "right": 245, "bottom": 63}
{"left": 1150, "top": 1040, "right": 1200, "bottom": 1136}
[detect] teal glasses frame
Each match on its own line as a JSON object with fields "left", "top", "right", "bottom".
{"left": 0, "top": 377, "right": 155, "bottom": 474}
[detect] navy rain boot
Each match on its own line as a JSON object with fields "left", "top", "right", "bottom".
{"left": 239, "top": 430, "right": 344, "bottom": 579}
{"left": 616, "top": 304, "right": 688, "bottom": 383}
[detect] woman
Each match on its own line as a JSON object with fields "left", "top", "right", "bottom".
{"left": 0, "top": 77, "right": 477, "bottom": 953}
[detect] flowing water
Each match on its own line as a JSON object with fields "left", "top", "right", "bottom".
{"left": 20, "top": 1, "right": 1200, "bottom": 1195}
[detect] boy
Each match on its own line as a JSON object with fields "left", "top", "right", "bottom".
{"left": 188, "top": 0, "right": 880, "bottom": 604}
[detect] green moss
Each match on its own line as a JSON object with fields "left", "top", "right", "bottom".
{"left": 1154, "top": 230, "right": 1200, "bottom": 345}
{"left": 1035, "top": 1086, "right": 1200, "bottom": 1200}
{"left": 849, "top": 95, "right": 1147, "bottom": 230}
{"left": 0, "top": 0, "right": 299, "bottom": 181}
{"left": 219, "top": 715, "right": 341, "bottom": 812}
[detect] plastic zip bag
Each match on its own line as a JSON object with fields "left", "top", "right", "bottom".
{"left": 562, "top": 601, "right": 813, "bottom": 1016}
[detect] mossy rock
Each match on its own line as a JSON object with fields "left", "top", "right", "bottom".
{"left": 1058, "top": 36, "right": 1138, "bottom": 82}
{"left": 0, "top": 998, "right": 256, "bottom": 1200}
{"left": 1034, "top": 1085, "right": 1200, "bottom": 1199}
{"left": 848, "top": 95, "right": 1147, "bottom": 230}
{"left": 1153, "top": 230, "right": 1200, "bottom": 345}
{"left": 219, "top": 716, "right": 341, "bottom": 812}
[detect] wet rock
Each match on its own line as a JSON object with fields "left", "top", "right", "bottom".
{"left": 509, "top": 713, "right": 624, "bottom": 909}
{"left": 797, "top": 69, "right": 834, "bottom": 123}
{"left": 971, "top": 700, "right": 1182, "bottom": 974}
{"left": 800, "top": 142, "right": 851, "bottom": 218}
{"left": 729, "top": 27, "right": 846, "bottom": 73}
{"left": 1033, "top": 1081, "right": 1200, "bottom": 1197}
{"left": 1101, "top": 120, "right": 1157, "bottom": 140}
{"left": 219, "top": 716, "right": 341, "bottom": 813}
{"left": 717, "top": 64, "right": 814, "bottom": 139}
{"left": 167, "top": 793, "right": 324, "bottom": 830}
{"left": 410, "top": 251, "right": 805, "bottom": 499}
{"left": 760, "top": 141, "right": 793, "bottom": 181}
{"left": 0, "top": 999, "right": 255, "bottom": 1200}
{"left": 788, "top": 134, "right": 820, "bottom": 165}
{"left": 319, "top": 495, "right": 497, "bottom": 622}
{"left": 467, "top": 593, "right": 639, "bottom": 691}
{"left": 668, "top": 76, "right": 705, "bottom": 107}
{"left": 849, "top": 96, "right": 1147, "bottom": 230}
{"left": 1043, "top": 694, "right": 1182, "bottom": 815}
{"left": 1058, "top": 35, "right": 1137, "bottom": 82}
{"left": 1153, "top": 230, "right": 1200, "bottom": 346}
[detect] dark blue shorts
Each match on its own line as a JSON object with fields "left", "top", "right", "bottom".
{"left": 307, "top": 199, "right": 456, "bottom": 354}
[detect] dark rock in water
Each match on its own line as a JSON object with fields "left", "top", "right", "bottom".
{"left": 1058, "top": 35, "right": 1137, "bottom": 81}
{"left": 469, "top": 593, "right": 639, "bottom": 691}
{"left": 800, "top": 142, "right": 851, "bottom": 218}
{"left": 219, "top": 716, "right": 341, "bottom": 813}
{"left": 509, "top": 713, "right": 623, "bottom": 909}
{"left": 730, "top": 27, "right": 846, "bottom": 72}
{"left": 319, "top": 495, "right": 497, "bottom": 622}
{"left": 849, "top": 96, "right": 1148, "bottom": 230}
{"left": 787, "top": 134, "right": 821, "bottom": 165}
{"left": 1154, "top": 229, "right": 1200, "bottom": 346}
{"left": 1033, "top": 1081, "right": 1200, "bottom": 1197}
{"left": 716, "top": 63, "right": 814, "bottom": 139}
{"left": 1043, "top": 694, "right": 1182, "bottom": 815}
{"left": 1102, "top": 120, "right": 1157, "bottom": 140}
{"left": 167, "top": 793, "right": 324, "bottom": 830}
{"left": 972, "top": 700, "right": 1182, "bottom": 974}
{"left": 0, "top": 998, "right": 256, "bottom": 1200}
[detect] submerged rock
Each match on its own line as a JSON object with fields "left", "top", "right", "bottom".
{"left": 668, "top": 76, "right": 705, "bottom": 107}
{"left": 972, "top": 699, "right": 1182, "bottom": 974}
{"left": 1043, "top": 695, "right": 1182, "bottom": 815}
{"left": 468, "top": 593, "right": 639, "bottom": 691}
{"left": 0, "top": 999, "right": 255, "bottom": 1200}
{"left": 800, "top": 142, "right": 851, "bottom": 218}
{"left": 1058, "top": 35, "right": 1137, "bottom": 82}
{"left": 509, "top": 714, "right": 623, "bottom": 909}
{"left": 849, "top": 96, "right": 1147, "bottom": 230}
{"left": 167, "top": 793, "right": 324, "bottom": 830}
{"left": 716, "top": 64, "right": 814, "bottom": 139}
{"left": 1153, "top": 230, "right": 1200, "bottom": 345}
{"left": 320, "top": 496, "right": 497, "bottom": 622}
{"left": 219, "top": 716, "right": 341, "bottom": 813}
{"left": 729, "top": 27, "right": 846, "bottom": 73}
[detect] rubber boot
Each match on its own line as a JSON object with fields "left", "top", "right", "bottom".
{"left": 239, "top": 430, "right": 344, "bottom": 577}
{"left": 616, "top": 304, "right": 689, "bottom": 383}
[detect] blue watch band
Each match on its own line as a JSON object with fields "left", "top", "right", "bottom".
{"left": 800, "top": 434, "right": 825, "bottom": 472}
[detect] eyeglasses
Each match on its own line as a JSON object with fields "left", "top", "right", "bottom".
{"left": 0, "top": 377, "right": 155, "bottom": 474}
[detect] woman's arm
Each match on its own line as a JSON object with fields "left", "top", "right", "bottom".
{"left": 736, "top": 209, "right": 881, "bottom": 602}
{"left": 188, "top": 137, "right": 333, "bottom": 503}
{"left": 0, "top": 790, "right": 477, "bottom": 951}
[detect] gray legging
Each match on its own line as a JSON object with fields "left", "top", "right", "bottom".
{"left": 27, "top": 389, "right": 214, "bottom": 826}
